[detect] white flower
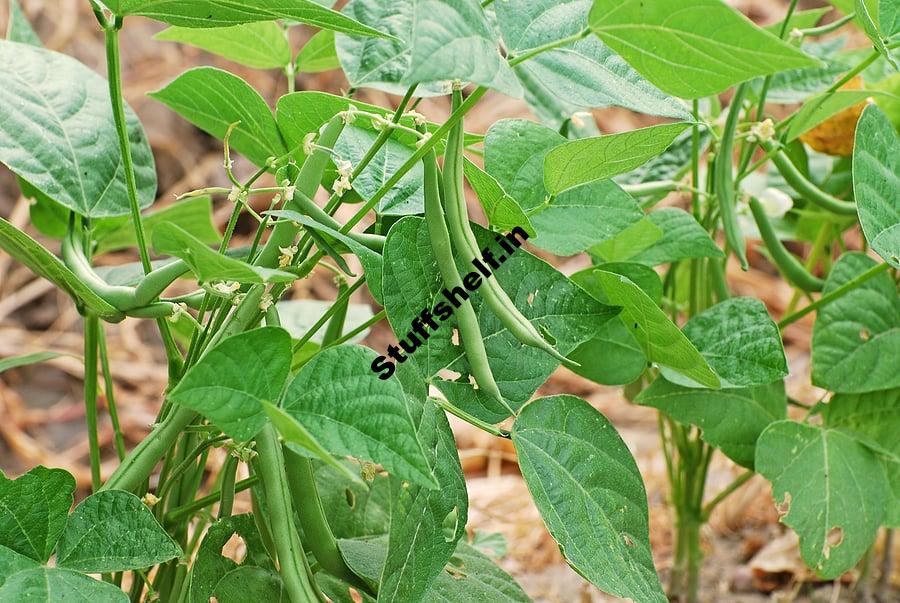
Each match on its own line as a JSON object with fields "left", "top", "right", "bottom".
{"left": 750, "top": 119, "right": 776, "bottom": 144}
{"left": 259, "top": 293, "right": 274, "bottom": 311}
{"left": 212, "top": 281, "right": 240, "bottom": 295}
{"left": 303, "top": 132, "right": 317, "bottom": 156}
{"left": 336, "top": 159, "right": 353, "bottom": 179}
{"left": 283, "top": 184, "right": 296, "bottom": 202}
{"left": 227, "top": 185, "right": 241, "bottom": 203}
{"left": 278, "top": 245, "right": 298, "bottom": 268}
{"left": 405, "top": 110, "right": 427, "bottom": 126}
{"left": 340, "top": 105, "right": 358, "bottom": 125}
{"left": 758, "top": 187, "right": 793, "bottom": 219}
{"left": 332, "top": 175, "right": 352, "bottom": 197}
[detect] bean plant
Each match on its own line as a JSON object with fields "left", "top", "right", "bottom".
{"left": 0, "top": 0, "right": 898, "bottom": 601}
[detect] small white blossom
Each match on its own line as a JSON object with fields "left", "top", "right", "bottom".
{"left": 750, "top": 119, "right": 776, "bottom": 144}
{"left": 279, "top": 245, "right": 298, "bottom": 268}
{"left": 303, "top": 132, "right": 317, "bottom": 156}
{"left": 405, "top": 110, "right": 427, "bottom": 126}
{"left": 265, "top": 156, "right": 277, "bottom": 168}
{"left": 231, "top": 293, "right": 245, "bottom": 306}
{"left": 340, "top": 106, "right": 358, "bottom": 124}
{"left": 212, "top": 281, "right": 240, "bottom": 295}
{"left": 227, "top": 185, "right": 241, "bottom": 203}
{"left": 332, "top": 175, "right": 352, "bottom": 197}
{"left": 142, "top": 493, "right": 160, "bottom": 507}
{"left": 336, "top": 159, "right": 353, "bottom": 180}
{"left": 790, "top": 27, "right": 803, "bottom": 41}
{"left": 282, "top": 179, "right": 296, "bottom": 202}
{"left": 259, "top": 293, "right": 274, "bottom": 311}
{"left": 758, "top": 187, "right": 793, "bottom": 219}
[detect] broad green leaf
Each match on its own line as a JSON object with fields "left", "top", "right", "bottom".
{"left": 638, "top": 379, "right": 786, "bottom": 468}
{"left": 262, "top": 401, "right": 365, "bottom": 486}
{"left": 0, "top": 352, "right": 65, "bottom": 374}
{"left": 613, "top": 208, "right": 725, "bottom": 266}
{"left": 333, "top": 126, "right": 424, "bottom": 215}
{"left": 589, "top": 218, "right": 663, "bottom": 263}
{"left": 378, "top": 403, "right": 467, "bottom": 602}
{"left": 402, "top": 0, "right": 523, "bottom": 98}
{"left": 618, "top": 126, "right": 708, "bottom": 187}
{"left": 155, "top": 23, "right": 291, "bottom": 69}
{"left": 314, "top": 462, "right": 391, "bottom": 539}
{"left": 214, "top": 566, "right": 286, "bottom": 603}
{"left": 756, "top": 421, "right": 889, "bottom": 579}
{"left": 883, "top": 0, "right": 900, "bottom": 38}
{"left": 6, "top": 0, "right": 40, "bottom": 46}
{"left": 0, "top": 218, "right": 124, "bottom": 322}
{"left": 296, "top": 29, "right": 339, "bottom": 73}
{"left": 463, "top": 159, "right": 535, "bottom": 237}
{"left": 495, "top": 0, "right": 689, "bottom": 126}
{"left": 382, "top": 217, "right": 617, "bottom": 422}
{"left": 573, "top": 262, "right": 663, "bottom": 305}
{"left": 170, "top": 327, "right": 291, "bottom": 441}
{"left": 0, "top": 466, "right": 74, "bottom": 562}
{"left": 0, "top": 567, "right": 127, "bottom": 602}
{"left": 784, "top": 90, "right": 896, "bottom": 141}
{"left": 857, "top": 0, "right": 897, "bottom": 67}
{"left": 853, "top": 104, "right": 900, "bottom": 268}
{"left": 149, "top": 67, "right": 287, "bottom": 167}
{"left": 189, "top": 514, "right": 276, "bottom": 603}
{"left": 589, "top": 0, "right": 821, "bottom": 98}
{"left": 821, "top": 389, "right": 900, "bottom": 526}
{"left": 95, "top": 196, "right": 220, "bottom": 255}
{"left": 484, "top": 119, "right": 643, "bottom": 255}
{"left": 336, "top": 0, "right": 445, "bottom": 96}
{"left": 596, "top": 271, "right": 720, "bottom": 388}
{"left": 544, "top": 122, "right": 691, "bottom": 194}
{"left": 152, "top": 222, "right": 295, "bottom": 284}
{"left": 812, "top": 252, "right": 900, "bottom": 393}
{"left": 513, "top": 395, "right": 665, "bottom": 602}
{"left": 281, "top": 345, "right": 438, "bottom": 489}
{"left": 56, "top": 490, "right": 181, "bottom": 572}
{"left": 0, "top": 545, "right": 38, "bottom": 586}
{"left": 662, "top": 298, "right": 788, "bottom": 389}
{"left": 110, "top": 0, "right": 386, "bottom": 37}
{"left": 0, "top": 42, "right": 156, "bottom": 218}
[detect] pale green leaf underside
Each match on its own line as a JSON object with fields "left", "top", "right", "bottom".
{"left": 513, "top": 395, "right": 665, "bottom": 602}
{"left": 589, "top": 0, "right": 820, "bottom": 98}
{"left": 756, "top": 421, "right": 888, "bottom": 579}
{"left": 169, "top": 327, "right": 292, "bottom": 441}
{"left": 56, "top": 490, "right": 181, "bottom": 573}
{"left": 0, "top": 466, "right": 75, "bottom": 563}
{"left": 155, "top": 23, "right": 291, "bottom": 69}
{"left": 853, "top": 105, "right": 900, "bottom": 268}
{"left": 0, "top": 41, "right": 156, "bottom": 218}
{"left": 544, "top": 122, "right": 691, "bottom": 194}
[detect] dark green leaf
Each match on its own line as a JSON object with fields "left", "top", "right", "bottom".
{"left": 513, "top": 395, "right": 665, "bottom": 602}
{"left": 213, "top": 566, "right": 286, "bottom": 603}
{"left": 313, "top": 462, "right": 391, "bottom": 539}
{"left": 0, "top": 466, "right": 74, "bottom": 562}
{"left": 0, "top": 545, "right": 38, "bottom": 587}
{"left": 0, "top": 567, "right": 128, "bottom": 602}
{"left": 463, "top": 159, "right": 535, "bottom": 238}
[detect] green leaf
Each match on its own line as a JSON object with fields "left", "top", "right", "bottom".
{"left": 784, "top": 90, "right": 897, "bottom": 141}
{"left": 155, "top": 23, "right": 291, "bottom": 69}
{"left": 544, "top": 122, "right": 691, "bottom": 194}
{"left": 0, "top": 567, "right": 128, "bottom": 602}
{"left": 883, "top": 0, "right": 900, "bottom": 38}
{"left": 262, "top": 402, "right": 365, "bottom": 486}
{"left": 296, "top": 29, "right": 340, "bottom": 73}
{"left": 762, "top": 39, "right": 850, "bottom": 105}
{"left": 589, "top": 218, "right": 663, "bottom": 263}
{"left": 764, "top": 7, "right": 832, "bottom": 34}
{"left": 0, "top": 41, "right": 156, "bottom": 218}
{"left": 756, "top": 421, "right": 889, "bottom": 579}
{"left": 853, "top": 104, "right": 900, "bottom": 268}
{"left": 821, "top": 388, "right": 900, "bottom": 526}
{"left": 313, "top": 462, "right": 391, "bottom": 539}
{"left": 638, "top": 379, "right": 786, "bottom": 468}
{"left": 402, "top": 0, "right": 522, "bottom": 98}
{"left": 336, "top": 0, "right": 445, "bottom": 96}
{"left": 170, "top": 327, "right": 291, "bottom": 441}
{"left": 0, "top": 218, "right": 123, "bottom": 322}
{"left": 95, "top": 196, "right": 220, "bottom": 255}
{"left": 596, "top": 270, "right": 719, "bottom": 388}
{"left": 149, "top": 67, "right": 287, "bottom": 167}
{"left": 589, "top": 0, "right": 821, "bottom": 99}
{"left": 111, "top": 0, "right": 387, "bottom": 37}
{"left": 6, "top": 0, "right": 40, "bottom": 46}
{"left": 378, "top": 403, "right": 467, "bottom": 602}
{"left": 605, "top": 208, "right": 724, "bottom": 266}
{"left": 495, "top": 0, "right": 689, "bottom": 126}
{"left": 333, "top": 126, "right": 424, "bottom": 215}
{"left": 857, "top": 0, "right": 897, "bottom": 67}
{"left": 0, "top": 352, "right": 65, "bottom": 374}
{"left": 281, "top": 345, "right": 438, "bottom": 489}
{"left": 189, "top": 514, "right": 276, "bottom": 603}
{"left": 0, "top": 466, "right": 74, "bottom": 563}
{"left": 812, "top": 252, "right": 900, "bottom": 393}
{"left": 214, "top": 566, "right": 286, "bottom": 603}
{"left": 662, "top": 298, "right": 788, "bottom": 389}
{"left": 152, "top": 222, "right": 295, "bottom": 284}
{"left": 0, "top": 545, "right": 38, "bottom": 586}
{"left": 512, "top": 395, "right": 665, "bottom": 602}
{"left": 56, "top": 490, "right": 181, "bottom": 572}
{"left": 463, "top": 159, "right": 535, "bottom": 237}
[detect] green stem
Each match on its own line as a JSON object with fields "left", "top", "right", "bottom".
{"left": 156, "top": 435, "right": 228, "bottom": 501}
{"left": 691, "top": 100, "right": 701, "bottom": 219}
{"left": 432, "top": 397, "right": 510, "bottom": 438}
{"left": 255, "top": 424, "right": 324, "bottom": 603}
{"left": 84, "top": 316, "right": 102, "bottom": 491}
{"left": 508, "top": 28, "right": 590, "bottom": 66}
{"left": 165, "top": 476, "right": 259, "bottom": 524}
{"left": 761, "top": 142, "right": 857, "bottom": 215}
{"left": 324, "top": 310, "right": 385, "bottom": 348}
{"left": 218, "top": 455, "right": 238, "bottom": 519}
{"left": 754, "top": 0, "right": 799, "bottom": 119}
{"left": 98, "top": 326, "right": 126, "bottom": 461}
{"left": 800, "top": 12, "right": 855, "bottom": 37}
{"left": 702, "top": 470, "right": 753, "bottom": 519}
{"left": 778, "top": 262, "right": 890, "bottom": 328}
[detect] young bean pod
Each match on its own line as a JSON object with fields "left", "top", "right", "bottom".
{"left": 716, "top": 83, "right": 749, "bottom": 270}
{"left": 442, "top": 90, "right": 571, "bottom": 365}
{"left": 749, "top": 197, "right": 825, "bottom": 292}
{"left": 424, "top": 148, "right": 505, "bottom": 405}
{"left": 760, "top": 140, "right": 858, "bottom": 216}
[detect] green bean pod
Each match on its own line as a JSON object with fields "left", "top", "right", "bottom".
{"left": 749, "top": 197, "right": 825, "bottom": 292}
{"left": 442, "top": 90, "right": 571, "bottom": 365}
{"left": 716, "top": 83, "right": 749, "bottom": 270}
{"left": 424, "top": 149, "right": 505, "bottom": 405}
{"left": 761, "top": 140, "right": 857, "bottom": 216}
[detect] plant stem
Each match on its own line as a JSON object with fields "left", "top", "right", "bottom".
{"left": 218, "top": 455, "right": 238, "bottom": 519}
{"left": 98, "top": 326, "right": 126, "bottom": 460}
{"left": 432, "top": 396, "right": 511, "bottom": 438}
{"left": 84, "top": 316, "right": 102, "bottom": 491}
{"left": 165, "top": 476, "right": 259, "bottom": 523}
{"left": 778, "top": 262, "right": 890, "bottom": 328}
{"left": 255, "top": 424, "right": 324, "bottom": 603}
{"left": 702, "top": 470, "right": 753, "bottom": 519}
{"left": 324, "top": 310, "right": 386, "bottom": 348}
{"left": 508, "top": 28, "right": 590, "bottom": 66}
{"left": 292, "top": 278, "right": 364, "bottom": 351}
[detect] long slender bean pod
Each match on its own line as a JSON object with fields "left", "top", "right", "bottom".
{"left": 760, "top": 141, "right": 857, "bottom": 215}
{"left": 442, "top": 90, "right": 571, "bottom": 365}
{"left": 716, "top": 84, "right": 749, "bottom": 270}
{"left": 749, "top": 197, "right": 825, "bottom": 292}
{"left": 423, "top": 149, "right": 505, "bottom": 406}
